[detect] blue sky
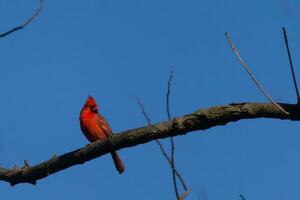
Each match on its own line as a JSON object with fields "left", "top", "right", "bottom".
{"left": 1, "top": 0, "right": 300, "bottom": 199}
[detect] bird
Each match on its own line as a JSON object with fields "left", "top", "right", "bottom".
{"left": 79, "top": 96, "right": 125, "bottom": 174}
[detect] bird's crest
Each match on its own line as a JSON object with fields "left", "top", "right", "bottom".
{"left": 85, "top": 96, "right": 98, "bottom": 107}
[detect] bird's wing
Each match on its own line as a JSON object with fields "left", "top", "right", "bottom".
{"left": 96, "top": 114, "right": 113, "bottom": 137}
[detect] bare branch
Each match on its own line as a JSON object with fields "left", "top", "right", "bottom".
{"left": 166, "top": 71, "right": 174, "bottom": 120}
{"left": 0, "top": 0, "right": 44, "bottom": 38}
{"left": 225, "top": 32, "right": 289, "bottom": 115}
{"left": 136, "top": 97, "right": 152, "bottom": 125}
{"left": 165, "top": 71, "right": 181, "bottom": 200}
{"left": 179, "top": 189, "right": 191, "bottom": 200}
{"left": 136, "top": 97, "right": 189, "bottom": 192}
{"left": 240, "top": 194, "right": 246, "bottom": 200}
{"left": 282, "top": 27, "right": 300, "bottom": 103}
{"left": 1, "top": 102, "right": 299, "bottom": 186}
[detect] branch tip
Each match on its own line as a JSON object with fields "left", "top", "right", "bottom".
{"left": 282, "top": 27, "right": 300, "bottom": 104}
{"left": 0, "top": 0, "right": 44, "bottom": 38}
{"left": 240, "top": 194, "right": 246, "bottom": 200}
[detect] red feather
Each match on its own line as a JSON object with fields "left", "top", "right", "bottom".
{"left": 80, "top": 96, "right": 125, "bottom": 174}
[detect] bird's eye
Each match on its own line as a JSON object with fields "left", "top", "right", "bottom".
{"left": 90, "top": 105, "right": 98, "bottom": 112}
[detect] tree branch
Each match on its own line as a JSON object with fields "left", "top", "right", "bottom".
{"left": 240, "top": 194, "right": 246, "bottom": 200}
{"left": 1, "top": 102, "right": 299, "bottom": 186}
{"left": 0, "top": 0, "right": 44, "bottom": 38}
{"left": 282, "top": 27, "right": 300, "bottom": 103}
{"left": 136, "top": 96, "right": 190, "bottom": 199}
{"left": 165, "top": 71, "right": 181, "bottom": 200}
{"left": 225, "top": 32, "right": 289, "bottom": 115}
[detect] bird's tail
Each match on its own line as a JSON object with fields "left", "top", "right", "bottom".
{"left": 111, "top": 151, "right": 125, "bottom": 174}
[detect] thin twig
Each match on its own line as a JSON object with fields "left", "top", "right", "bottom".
{"left": 136, "top": 97, "right": 152, "bottom": 125}
{"left": 225, "top": 32, "right": 289, "bottom": 115}
{"left": 166, "top": 71, "right": 181, "bottom": 200}
{"left": 136, "top": 97, "right": 188, "bottom": 191}
{"left": 0, "top": 0, "right": 44, "bottom": 38}
{"left": 282, "top": 27, "right": 300, "bottom": 103}
{"left": 166, "top": 71, "right": 174, "bottom": 120}
{"left": 240, "top": 194, "right": 246, "bottom": 200}
{"left": 179, "top": 189, "right": 191, "bottom": 200}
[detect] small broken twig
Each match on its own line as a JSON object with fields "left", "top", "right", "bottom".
{"left": 0, "top": 0, "right": 44, "bottom": 38}
{"left": 282, "top": 27, "right": 300, "bottom": 104}
{"left": 225, "top": 32, "right": 289, "bottom": 115}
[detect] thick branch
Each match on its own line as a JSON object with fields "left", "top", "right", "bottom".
{"left": 1, "top": 102, "right": 299, "bottom": 186}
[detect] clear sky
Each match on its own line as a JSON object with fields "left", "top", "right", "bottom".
{"left": 1, "top": 0, "right": 300, "bottom": 199}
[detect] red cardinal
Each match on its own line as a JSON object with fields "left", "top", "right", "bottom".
{"left": 79, "top": 96, "right": 125, "bottom": 174}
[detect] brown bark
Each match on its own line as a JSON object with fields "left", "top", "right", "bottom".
{"left": 0, "top": 102, "right": 299, "bottom": 186}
